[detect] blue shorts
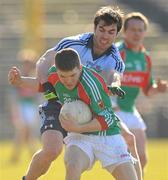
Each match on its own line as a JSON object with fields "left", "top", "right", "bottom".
{"left": 39, "top": 100, "right": 67, "bottom": 138}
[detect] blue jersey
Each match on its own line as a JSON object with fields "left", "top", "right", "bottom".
{"left": 52, "top": 33, "right": 125, "bottom": 84}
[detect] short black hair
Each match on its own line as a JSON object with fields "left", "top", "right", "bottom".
{"left": 94, "top": 6, "right": 124, "bottom": 33}
{"left": 55, "top": 48, "right": 81, "bottom": 71}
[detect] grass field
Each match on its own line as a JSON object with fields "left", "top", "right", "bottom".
{"left": 0, "top": 139, "right": 168, "bottom": 180}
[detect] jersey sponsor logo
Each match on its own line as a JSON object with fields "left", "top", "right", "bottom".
{"left": 121, "top": 71, "right": 149, "bottom": 88}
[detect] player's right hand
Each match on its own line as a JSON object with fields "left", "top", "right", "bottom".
{"left": 8, "top": 66, "right": 21, "bottom": 86}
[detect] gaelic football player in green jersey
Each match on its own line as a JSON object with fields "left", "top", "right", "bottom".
{"left": 115, "top": 12, "right": 168, "bottom": 174}
{"left": 8, "top": 48, "right": 139, "bottom": 180}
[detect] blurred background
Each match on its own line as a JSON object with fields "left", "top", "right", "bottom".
{"left": 0, "top": 0, "right": 168, "bottom": 179}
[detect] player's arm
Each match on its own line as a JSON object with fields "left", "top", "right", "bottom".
{"left": 147, "top": 78, "right": 167, "bottom": 96}
{"left": 8, "top": 66, "right": 39, "bottom": 91}
{"left": 108, "top": 71, "right": 126, "bottom": 99}
{"left": 36, "top": 48, "right": 56, "bottom": 84}
{"left": 107, "top": 45, "right": 126, "bottom": 98}
{"left": 106, "top": 45, "right": 126, "bottom": 98}
{"left": 143, "top": 74, "right": 168, "bottom": 96}
{"left": 59, "top": 114, "right": 102, "bottom": 133}
{"left": 60, "top": 85, "right": 115, "bottom": 133}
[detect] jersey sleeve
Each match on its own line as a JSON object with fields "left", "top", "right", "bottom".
{"left": 91, "top": 90, "right": 117, "bottom": 131}
{"left": 52, "top": 38, "right": 69, "bottom": 52}
{"left": 52, "top": 35, "right": 80, "bottom": 52}
{"left": 143, "top": 54, "right": 155, "bottom": 94}
{"left": 86, "top": 71, "right": 116, "bottom": 130}
{"left": 38, "top": 66, "right": 57, "bottom": 92}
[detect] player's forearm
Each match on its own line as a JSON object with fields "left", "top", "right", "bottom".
{"left": 77, "top": 118, "right": 102, "bottom": 133}
{"left": 18, "top": 76, "right": 39, "bottom": 91}
{"left": 146, "top": 83, "right": 167, "bottom": 96}
{"left": 146, "top": 84, "right": 158, "bottom": 96}
{"left": 36, "top": 49, "right": 56, "bottom": 84}
{"left": 111, "top": 72, "right": 122, "bottom": 87}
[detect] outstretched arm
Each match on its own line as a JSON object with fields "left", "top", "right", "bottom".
{"left": 8, "top": 66, "right": 39, "bottom": 91}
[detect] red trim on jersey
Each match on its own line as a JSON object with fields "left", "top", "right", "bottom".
{"left": 124, "top": 41, "right": 145, "bottom": 52}
{"left": 77, "top": 82, "right": 91, "bottom": 105}
{"left": 144, "top": 54, "right": 152, "bottom": 72}
{"left": 91, "top": 70, "right": 109, "bottom": 94}
{"left": 48, "top": 73, "right": 59, "bottom": 86}
{"left": 143, "top": 54, "right": 152, "bottom": 93}
{"left": 38, "top": 73, "right": 59, "bottom": 92}
{"left": 96, "top": 115, "right": 108, "bottom": 130}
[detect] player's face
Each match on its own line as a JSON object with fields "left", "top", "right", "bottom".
{"left": 94, "top": 20, "right": 118, "bottom": 52}
{"left": 124, "top": 19, "right": 146, "bottom": 48}
{"left": 57, "top": 67, "right": 81, "bottom": 90}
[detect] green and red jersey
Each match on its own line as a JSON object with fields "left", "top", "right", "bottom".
{"left": 116, "top": 41, "right": 155, "bottom": 112}
{"left": 48, "top": 66, "right": 120, "bottom": 136}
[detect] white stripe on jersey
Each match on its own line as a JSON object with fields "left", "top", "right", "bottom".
{"left": 83, "top": 71, "right": 102, "bottom": 102}
{"left": 55, "top": 40, "right": 87, "bottom": 52}
{"left": 84, "top": 71, "right": 102, "bottom": 100}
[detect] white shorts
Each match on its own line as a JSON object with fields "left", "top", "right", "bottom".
{"left": 115, "top": 109, "right": 146, "bottom": 130}
{"left": 64, "top": 133, "right": 134, "bottom": 171}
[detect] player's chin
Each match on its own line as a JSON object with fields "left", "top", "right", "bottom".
{"left": 65, "top": 85, "right": 75, "bottom": 90}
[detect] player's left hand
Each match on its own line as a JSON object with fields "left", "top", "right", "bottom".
{"left": 8, "top": 66, "right": 22, "bottom": 86}
{"left": 108, "top": 85, "right": 126, "bottom": 99}
{"left": 157, "top": 78, "right": 168, "bottom": 93}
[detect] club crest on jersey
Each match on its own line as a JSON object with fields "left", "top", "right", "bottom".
{"left": 98, "top": 100, "right": 105, "bottom": 109}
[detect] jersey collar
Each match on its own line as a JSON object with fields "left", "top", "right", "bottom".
{"left": 124, "top": 40, "right": 146, "bottom": 52}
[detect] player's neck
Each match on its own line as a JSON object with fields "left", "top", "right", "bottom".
{"left": 93, "top": 37, "right": 108, "bottom": 56}
{"left": 131, "top": 45, "right": 141, "bottom": 52}
{"left": 125, "top": 40, "right": 142, "bottom": 52}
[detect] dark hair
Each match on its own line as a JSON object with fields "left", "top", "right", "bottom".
{"left": 94, "top": 6, "right": 124, "bottom": 33}
{"left": 55, "top": 48, "right": 80, "bottom": 71}
{"left": 124, "top": 12, "right": 149, "bottom": 31}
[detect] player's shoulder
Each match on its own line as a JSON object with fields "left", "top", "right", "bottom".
{"left": 61, "top": 32, "right": 92, "bottom": 43}
{"left": 108, "top": 43, "right": 124, "bottom": 64}
{"left": 53, "top": 32, "right": 92, "bottom": 51}
{"left": 82, "top": 66, "right": 104, "bottom": 81}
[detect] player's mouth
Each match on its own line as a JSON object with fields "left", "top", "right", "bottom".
{"left": 100, "top": 39, "right": 109, "bottom": 46}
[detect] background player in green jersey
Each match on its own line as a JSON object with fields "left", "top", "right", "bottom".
{"left": 115, "top": 12, "right": 168, "bottom": 174}
{"left": 9, "top": 48, "right": 139, "bottom": 180}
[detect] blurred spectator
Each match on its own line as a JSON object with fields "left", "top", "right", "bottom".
{"left": 8, "top": 49, "right": 39, "bottom": 163}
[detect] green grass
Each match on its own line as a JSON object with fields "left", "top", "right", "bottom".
{"left": 0, "top": 139, "right": 168, "bottom": 180}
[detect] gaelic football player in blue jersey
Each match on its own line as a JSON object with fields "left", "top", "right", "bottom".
{"left": 9, "top": 6, "right": 142, "bottom": 180}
